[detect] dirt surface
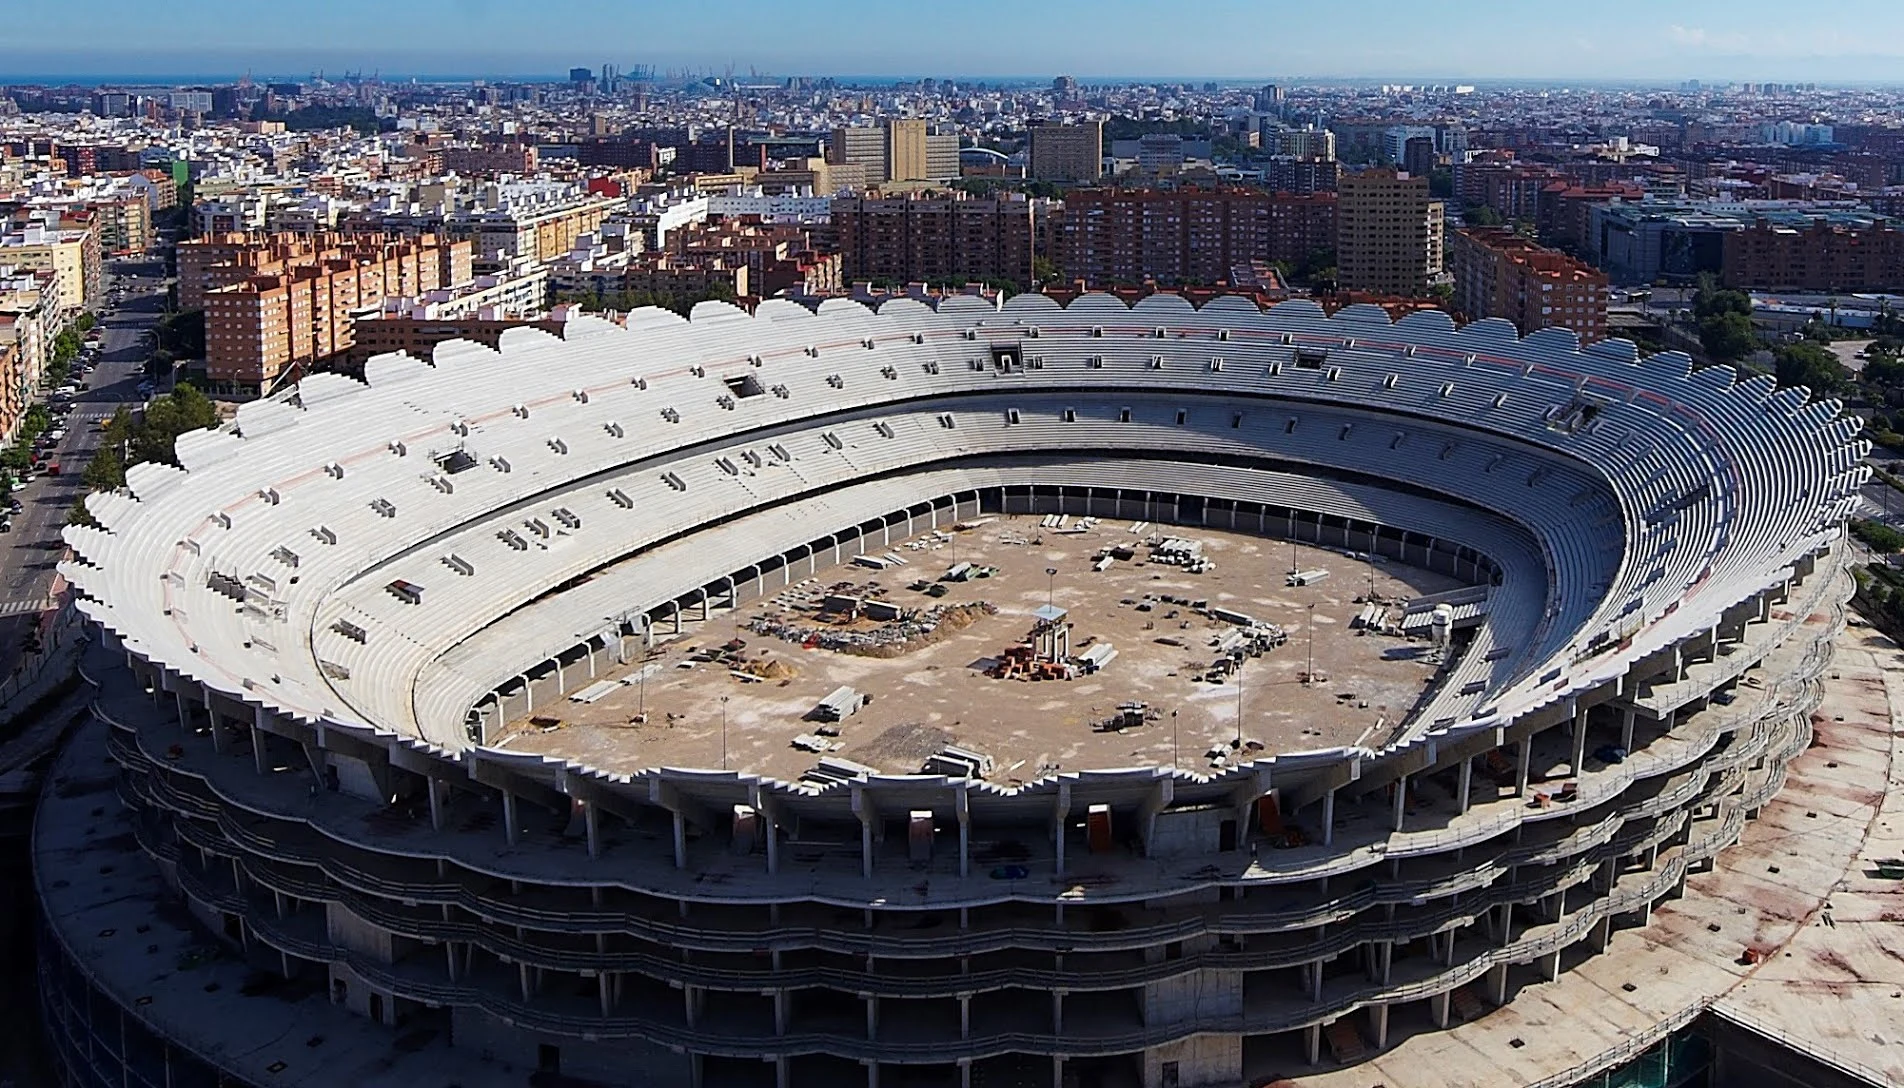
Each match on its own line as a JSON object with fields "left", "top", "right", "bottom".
{"left": 500, "top": 518, "right": 1468, "bottom": 783}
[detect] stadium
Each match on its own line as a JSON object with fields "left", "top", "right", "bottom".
{"left": 36, "top": 292, "right": 1864, "bottom": 1088}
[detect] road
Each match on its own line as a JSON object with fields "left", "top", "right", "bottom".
{"left": 0, "top": 257, "right": 168, "bottom": 678}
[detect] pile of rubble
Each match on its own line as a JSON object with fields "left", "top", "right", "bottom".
{"left": 746, "top": 601, "right": 998, "bottom": 657}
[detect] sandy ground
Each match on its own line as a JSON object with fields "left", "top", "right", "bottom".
{"left": 500, "top": 517, "right": 1468, "bottom": 783}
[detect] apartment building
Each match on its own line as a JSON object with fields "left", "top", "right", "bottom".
{"left": 126, "top": 169, "right": 180, "bottom": 212}
{"left": 1058, "top": 188, "right": 1338, "bottom": 286}
{"left": 0, "top": 268, "right": 56, "bottom": 439}
{"left": 1264, "top": 157, "right": 1342, "bottom": 194}
{"left": 449, "top": 194, "right": 617, "bottom": 264}
{"left": 1265, "top": 125, "right": 1336, "bottom": 161}
{"left": 1337, "top": 168, "right": 1443, "bottom": 296}
{"left": 829, "top": 119, "right": 961, "bottom": 184}
{"left": 1451, "top": 227, "right": 1608, "bottom": 342}
{"left": 91, "top": 194, "right": 152, "bottom": 255}
{"left": 622, "top": 255, "right": 749, "bottom": 300}
{"left": 1028, "top": 121, "right": 1104, "bottom": 183}
{"left": 197, "top": 233, "right": 472, "bottom": 396}
{"left": 440, "top": 144, "right": 539, "bottom": 176}
{"left": 672, "top": 219, "right": 842, "bottom": 298}
{"left": 1721, "top": 219, "right": 1904, "bottom": 292}
{"left": 831, "top": 191, "right": 1039, "bottom": 286}
{"left": 0, "top": 220, "right": 100, "bottom": 317}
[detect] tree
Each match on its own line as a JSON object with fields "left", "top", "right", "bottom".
{"left": 1851, "top": 518, "right": 1904, "bottom": 553}
{"left": 1462, "top": 204, "right": 1505, "bottom": 227}
{"left": 1698, "top": 311, "right": 1759, "bottom": 363}
{"left": 1031, "top": 256, "right": 1059, "bottom": 286}
{"left": 1772, "top": 341, "right": 1849, "bottom": 399}
{"left": 134, "top": 384, "right": 219, "bottom": 467}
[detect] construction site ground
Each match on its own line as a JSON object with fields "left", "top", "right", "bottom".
{"left": 499, "top": 517, "right": 1467, "bottom": 783}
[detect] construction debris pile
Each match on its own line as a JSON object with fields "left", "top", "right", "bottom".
{"left": 746, "top": 600, "right": 998, "bottom": 658}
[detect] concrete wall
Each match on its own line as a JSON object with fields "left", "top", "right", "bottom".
{"left": 1144, "top": 1033, "right": 1242, "bottom": 1087}
{"left": 1144, "top": 964, "right": 1243, "bottom": 1027}
{"left": 1148, "top": 806, "right": 1228, "bottom": 858}
{"left": 326, "top": 901, "right": 394, "bottom": 963}
{"left": 451, "top": 1006, "right": 694, "bottom": 1086}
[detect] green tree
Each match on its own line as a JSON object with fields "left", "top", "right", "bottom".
{"left": 1851, "top": 518, "right": 1904, "bottom": 553}
{"left": 1772, "top": 341, "right": 1849, "bottom": 398}
{"left": 134, "top": 384, "right": 219, "bottom": 467}
{"left": 1462, "top": 204, "right": 1505, "bottom": 227}
{"left": 1697, "top": 311, "right": 1759, "bottom": 363}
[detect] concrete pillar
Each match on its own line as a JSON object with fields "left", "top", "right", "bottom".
{"left": 672, "top": 810, "right": 687, "bottom": 869}
{"left": 775, "top": 990, "right": 789, "bottom": 1035}
{"left": 959, "top": 1060, "right": 971, "bottom": 1088}
{"left": 1310, "top": 958, "right": 1324, "bottom": 1002}
{"left": 955, "top": 786, "right": 971, "bottom": 878}
{"left": 501, "top": 791, "right": 519, "bottom": 846}
{"left": 865, "top": 995, "right": 878, "bottom": 1040}
{"left": 598, "top": 973, "right": 611, "bottom": 1016}
{"left": 960, "top": 995, "right": 970, "bottom": 1039}
{"left": 1593, "top": 916, "right": 1613, "bottom": 953}
{"left": 1052, "top": 990, "right": 1064, "bottom": 1034}
{"left": 1053, "top": 782, "right": 1073, "bottom": 877}
{"left": 1432, "top": 989, "right": 1451, "bottom": 1028}
{"left": 250, "top": 725, "right": 268, "bottom": 774}
{"left": 427, "top": 778, "right": 446, "bottom": 831}
{"left": 765, "top": 805, "right": 780, "bottom": 875}
{"left": 1369, "top": 1002, "right": 1390, "bottom": 1050}
{"left": 584, "top": 804, "right": 600, "bottom": 859}
{"left": 777, "top": 1058, "right": 791, "bottom": 1088}
{"left": 1321, "top": 788, "right": 1336, "bottom": 846}
{"left": 1515, "top": 738, "right": 1532, "bottom": 797}
{"left": 685, "top": 985, "right": 700, "bottom": 1028}
{"left": 1305, "top": 1023, "right": 1322, "bottom": 1066}
{"left": 1457, "top": 758, "right": 1473, "bottom": 815}
{"left": 1486, "top": 962, "right": 1509, "bottom": 1006}
{"left": 1540, "top": 949, "right": 1561, "bottom": 981}
{"left": 1621, "top": 708, "right": 1637, "bottom": 753}
{"left": 1571, "top": 703, "right": 1589, "bottom": 777}
{"left": 1391, "top": 775, "right": 1407, "bottom": 832}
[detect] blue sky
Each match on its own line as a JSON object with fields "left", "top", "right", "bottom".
{"left": 7, "top": 0, "right": 1904, "bottom": 82}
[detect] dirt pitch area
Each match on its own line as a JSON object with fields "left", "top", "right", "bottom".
{"left": 499, "top": 516, "right": 1469, "bottom": 783}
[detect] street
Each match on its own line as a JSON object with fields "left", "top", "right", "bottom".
{"left": 0, "top": 257, "right": 167, "bottom": 678}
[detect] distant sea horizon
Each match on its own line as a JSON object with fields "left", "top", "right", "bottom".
{"left": 0, "top": 72, "right": 1763, "bottom": 90}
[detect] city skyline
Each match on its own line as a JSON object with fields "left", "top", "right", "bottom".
{"left": 7, "top": 0, "right": 1904, "bottom": 83}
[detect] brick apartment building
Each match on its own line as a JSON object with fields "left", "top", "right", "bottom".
{"left": 193, "top": 233, "right": 473, "bottom": 396}
{"left": 672, "top": 220, "right": 842, "bottom": 298}
{"left": 1721, "top": 219, "right": 1904, "bottom": 292}
{"left": 1058, "top": 188, "right": 1338, "bottom": 287}
{"left": 1451, "top": 227, "right": 1609, "bottom": 342}
{"left": 440, "top": 144, "right": 539, "bottom": 176}
{"left": 831, "top": 191, "right": 1039, "bottom": 286}
{"left": 1337, "top": 169, "right": 1443, "bottom": 297}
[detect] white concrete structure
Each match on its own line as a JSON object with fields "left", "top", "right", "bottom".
{"left": 50, "top": 293, "right": 1863, "bottom": 1088}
